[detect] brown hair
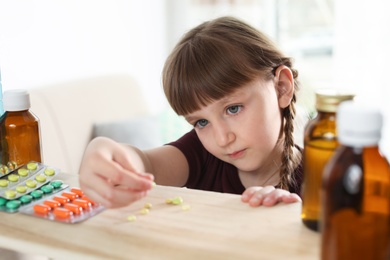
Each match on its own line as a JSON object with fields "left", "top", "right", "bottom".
{"left": 163, "top": 16, "right": 300, "bottom": 190}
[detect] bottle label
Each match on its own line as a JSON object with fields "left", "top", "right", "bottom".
{"left": 343, "top": 164, "right": 362, "bottom": 194}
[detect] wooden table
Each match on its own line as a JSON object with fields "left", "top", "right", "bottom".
{"left": 0, "top": 174, "right": 320, "bottom": 260}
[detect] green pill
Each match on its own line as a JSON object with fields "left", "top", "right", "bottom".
{"left": 30, "top": 190, "right": 44, "bottom": 199}
{"left": 27, "top": 162, "right": 38, "bottom": 171}
{"left": 8, "top": 174, "right": 19, "bottom": 182}
{"left": 5, "top": 190, "right": 17, "bottom": 199}
{"left": 44, "top": 168, "right": 55, "bottom": 176}
{"left": 19, "top": 195, "right": 33, "bottom": 204}
{"left": 41, "top": 184, "right": 54, "bottom": 194}
{"left": 5, "top": 200, "right": 21, "bottom": 210}
{"left": 0, "top": 179, "right": 9, "bottom": 187}
{"left": 16, "top": 185, "right": 27, "bottom": 193}
{"left": 0, "top": 197, "right": 8, "bottom": 206}
{"left": 50, "top": 180, "right": 63, "bottom": 189}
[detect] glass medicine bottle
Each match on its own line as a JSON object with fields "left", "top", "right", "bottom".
{"left": 0, "top": 89, "right": 42, "bottom": 168}
{"left": 301, "top": 90, "right": 354, "bottom": 231}
{"left": 321, "top": 101, "right": 390, "bottom": 260}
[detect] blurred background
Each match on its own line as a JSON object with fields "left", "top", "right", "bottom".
{"left": 0, "top": 0, "right": 389, "bottom": 157}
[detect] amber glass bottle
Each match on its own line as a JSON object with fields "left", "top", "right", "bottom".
{"left": 301, "top": 90, "right": 354, "bottom": 231}
{"left": 321, "top": 101, "right": 390, "bottom": 260}
{"left": 0, "top": 89, "right": 42, "bottom": 167}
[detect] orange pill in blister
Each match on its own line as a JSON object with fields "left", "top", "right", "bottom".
{"left": 61, "top": 191, "right": 78, "bottom": 201}
{"left": 70, "top": 187, "right": 84, "bottom": 197}
{"left": 34, "top": 204, "right": 51, "bottom": 215}
{"left": 43, "top": 199, "right": 61, "bottom": 209}
{"left": 64, "top": 203, "right": 83, "bottom": 215}
{"left": 53, "top": 207, "right": 73, "bottom": 219}
{"left": 53, "top": 195, "right": 70, "bottom": 205}
{"left": 72, "top": 199, "right": 91, "bottom": 210}
{"left": 81, "top": 195, "right": 98, "bottom": 206}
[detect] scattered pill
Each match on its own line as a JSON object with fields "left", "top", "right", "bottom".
{"left": 5, "top": 190, "right": 17, "bottom": 199}
{"left": 70, "top": 187, "right": 84, "bottom": 197}
{"left": 182, "top": 204, "right": 191, "bottom": 211}
{"left": 127, "top": 215, "right": 137, "bottom": 222}
{"left": 139, "top": 208, "right": 149, "bottom": 215}
{"left": 44, "top": 199, "right": 61, "bottom": 209}
{"left": 72, "top": 199, "right": 91, "bottom": 209}
{"left": 152, "top": 181, "right": 157, "bottom": 187}
{"left": 50, "top": 180, "right": 63, "bottom": 189}
{"left": 44, "top": 168, "right": 55, "bottom": 176}
{"left": 8, "top": 174, "right": 19, "bottom": 182}
{"left": 62, "top": 191, "right": 78, "bottom": 201}
{"left": 64, "top": 203, "right": 83, "bottom": 215}
{"left": 19, "top": 195, "right": 33, "bottom": 204}
{"left": 15, "top": 185, "right": 27, "bottom": 193}
{"left": 172, "top": 196, "right": 183, "bottom": 205}
{"left": 35, "top": 173, "right": 46, "bottom": 183}
{"left": 26, "top": 179, "right": 38, "bottom": 188}
{"left": 53, "top": 207, "right": 73, "bottom": 219}
{"left": 53, "top": 195, "right": 70, "bottom": 205}
{"left": 33, "top": 204, "right": 51, "bottom": 215}
{"left": 17, "top": 168, "right": 29, "bottom": 177}
{"left": 27, "top": 162, "right": 38, "bottom": 171}
{"left": 41, "top": 184, "right": 54, "bottom": 194}
{"left": 30, "top": 190, "right": 44, "bottom": 199}
{"left": 0, "top": 179, "right": 9, "bottom": 187}
{"left": 144, "top": 203, "right": 152, "bottom": 209}
{"left": 5, "top": 200, "right": 21, "bottom": 210}
{"left": 165, "top": 198, "right": 173, "bottom": 204}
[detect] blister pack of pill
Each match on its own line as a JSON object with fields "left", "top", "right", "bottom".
{"left": 0, "top": 161, "right": 60, "bottom": 200}
{"left": 19, "top": 187, "right": 105, "bottom": 223}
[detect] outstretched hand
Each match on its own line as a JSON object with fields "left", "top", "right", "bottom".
{"left": 241, "top": 186, "right": 301, "bottom": 207}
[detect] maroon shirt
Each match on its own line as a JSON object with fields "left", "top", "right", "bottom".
{"left": 168, "top": 129, "right": 303, "bottom": 196}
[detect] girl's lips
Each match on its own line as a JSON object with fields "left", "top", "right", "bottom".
{"left": 228, "top": 149, "right": 245, "bottom": 159}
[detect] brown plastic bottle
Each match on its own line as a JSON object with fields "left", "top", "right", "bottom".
{"left": 0, "top": 89, "right": 42, "bottom": 168}
{"left": 321, "top": 101, "right": 390, "bottom": 260}
{"left": 301, "top": 90, "right": 354, "bottom": 231}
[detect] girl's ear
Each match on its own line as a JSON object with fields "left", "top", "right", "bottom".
{"left": 274, "top": 65, "right": 294, "bottom": 108}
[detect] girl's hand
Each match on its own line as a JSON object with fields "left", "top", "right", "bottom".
{"left": 79, "top": 137, "right": 154, "bottom": 208}
{"left": 241, "top": 186, "right": 301, "bottom": 207}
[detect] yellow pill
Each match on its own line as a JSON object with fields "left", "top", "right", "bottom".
{"left": 165, "top": 198, "right": 173, "bottom": 204}
{"left": 35, "top": 173, "right": 46, "bottom": 183}
{"left": 182, "top": 204, "right": 191, "bottom": 211}
{"left": 18, "top": 168, "right": 29, "bottom": 177}
{"left": 44, "top": 168, "right": 55, "bottom": 176}
{"left": 152, "top": 181, "right": 157, "bottom": 187}
{"left": 16, "top": 185, "right": 27, "bottom": 193}
{"left": 139, "top": 208, "right": 149, "bottom": 215}
{"left": 27, "top": 162, "right": 38, "bottom": 171}
{"left": 26, "top": 179, "right": 37, "bottom": 188}
{"left": 0, "top": 165, "right": 9, "bottom": 175}
{"left": 127, "top": 215, "right": 137, "bottom": 222}
{"left": 8, "top": 174, "right": 19, "bottom": 182}
{"left": 144, "top": 203, "right": 153, "bottom": 209}
{"left": 0, "top": 179, "right": 9, "bottom": 187}
{"left": 7, "top": 161, "right": 17, "bottom": 170}
{"left": 5, "top": 190, "right": 17, "bottom": 199}
{"left": 172, "top": 196, "right": 183, "bottom": 205}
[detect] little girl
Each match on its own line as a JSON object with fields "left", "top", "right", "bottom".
{"left": 79, "top": 16, "right": 303, "bottom": 208}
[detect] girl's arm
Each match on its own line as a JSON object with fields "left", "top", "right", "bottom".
{"left": 78, "top": 136, "right": 189, "bottom": 208}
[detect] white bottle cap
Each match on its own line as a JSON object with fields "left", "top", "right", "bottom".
{"left": 337, "top": 101, "right": 383, "bottom": 147}
{"left": 3, "top": 89, "right": 31, "bottom": 111}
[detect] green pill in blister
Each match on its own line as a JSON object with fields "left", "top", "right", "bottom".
{"left": 0, "top": 197, "right": 8, "bottom": 206}
{"left": 41, "top": 184, "right": 54, "bottom": 194}
{"left": 50, "top": 180, "right": 63, "bottom": 189}
{"left": 44, "top": 168, "right": 55, "bottom": 176}
{"left": 5, "top": 200, "right": 21, "bottom": 210}
{"left": 30, "top": 190, "right": 44, "bottom": 199}
{"left": 27, "top": 162, "right": 38, "bottom": 171}
{"left": 26, "top": 179, "right": 37, "bottom": 188}
{"left": 18, "top": 168, "right": 29, "bottom": 177}
{"left": 19, "top": 195, "right": 33, "bottom": 204}
{"left": 0, "top": 179, "right": 9, "bottom": 187}
{"left": 8, "top": 174, "right": 19, "bottom": 182}
{"left": 5, "top": 190, "right": 17, "bottom": 199}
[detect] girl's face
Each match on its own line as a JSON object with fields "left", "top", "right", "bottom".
{"left": 185, "top": 76, "right": 285, "bottom": 175}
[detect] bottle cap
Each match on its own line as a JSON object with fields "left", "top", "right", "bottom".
{"left": 3, "top": 89, "right": 31, "bottom": 111}
{"left": 337, "top": 101, "right": 383, "bottom": 147}
{"left": 315, "top": 89, "right": 355, "bottom": 112}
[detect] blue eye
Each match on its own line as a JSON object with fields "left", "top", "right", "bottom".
{"left": 195, "top": 119, "right": 208, "bottom": 128}
{"left": 227, "top": 105, "right": 242, "bottom": 114}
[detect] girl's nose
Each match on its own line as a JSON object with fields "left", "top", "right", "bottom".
{"left": 214, "top": 123, "right": 235, "bottom": 147}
